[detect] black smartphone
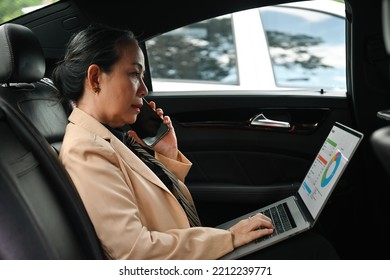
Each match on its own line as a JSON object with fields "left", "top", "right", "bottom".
{"left": 130, "top": 98, "right": 170, "bottom": 147}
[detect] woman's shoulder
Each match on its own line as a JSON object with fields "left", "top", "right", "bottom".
{"left": 61, "top": 122, "right": 115, "bottom": 160}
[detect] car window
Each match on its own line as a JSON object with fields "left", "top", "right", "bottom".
{"left": 0, "top": 0, "right": 59, "bottom": 23}
{"left": 260, "top": 5, "right": 345, "bottom": 90}
{"left": 146, "top": 0, "right": 346, "bottom": 94}
{"left": 146, "top": 14, "right": 238, "bottom": 88}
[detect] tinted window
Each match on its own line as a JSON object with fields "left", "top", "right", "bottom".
{"left": 260, "top": 6, "right": 345, "bottom": 89}
{"left": 146, "top": 15, "right": 238, "bottom": 86}
{"left": 146, "top": 1, "right": 345, "bottom": 93}
{"left": 0, "top": 0, "right": 59, "bottom": 23}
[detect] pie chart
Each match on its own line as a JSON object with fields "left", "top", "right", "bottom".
{"left": 321, "top": 151, "right": 341, "bottom": 188}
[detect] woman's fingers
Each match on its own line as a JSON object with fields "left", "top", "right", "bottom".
{"left": 229, "top": 214, "right": 274, "bottom": 248}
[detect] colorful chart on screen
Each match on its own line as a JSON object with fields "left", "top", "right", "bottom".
{"left": 298, "top": 123, "right": 362, "bottom": 219}
{"left": 321, "top": 151, "right": 341, "bottom": 187}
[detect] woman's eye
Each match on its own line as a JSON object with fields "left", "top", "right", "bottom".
{"left": 130, "top": 72, "right": 145, "bottom": 83}
{"left": 130, "top": 72, "right": 140, "bottom": 78}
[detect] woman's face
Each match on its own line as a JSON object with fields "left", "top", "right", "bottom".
{"left": 95, "top": 41, "right": 148, "bottom": 127}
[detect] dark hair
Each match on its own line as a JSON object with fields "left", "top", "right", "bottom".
{"left": 52, "top": 23, "right": 137, "bottom": 102}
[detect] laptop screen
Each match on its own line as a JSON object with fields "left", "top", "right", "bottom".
{"left": 298, "top": 122, "right": 363, "bottom": 220}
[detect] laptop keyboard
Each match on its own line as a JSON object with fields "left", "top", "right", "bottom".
{"left": 254, "top": 202, "right": 297, "bottom": 243}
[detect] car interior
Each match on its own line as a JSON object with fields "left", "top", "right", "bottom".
{"left": 1, "top": 0, "right": 390, "bottom": 260}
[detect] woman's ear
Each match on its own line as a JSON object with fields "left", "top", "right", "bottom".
{"left": 87, "top": 64, "right": 101, "bottom": 94}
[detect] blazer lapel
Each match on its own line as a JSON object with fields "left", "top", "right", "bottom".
{"left": 110, "top": 136, "right": 173, "bottom": 193}
{"left": 68, "top": 108, "right": 173, "bottom": 195}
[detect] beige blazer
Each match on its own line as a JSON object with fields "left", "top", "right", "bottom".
{"left": 59, "top": 108, "right": 234, "bottom": 259}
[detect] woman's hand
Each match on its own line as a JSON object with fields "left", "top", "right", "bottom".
{"left": 128, "top": 101, "right": 179, "bottom": 160}
{"left": 228, "top": 213, "right": 274, "bottom": 249}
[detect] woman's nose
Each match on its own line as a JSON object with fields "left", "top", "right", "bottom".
{"left": 138, "top": 79, "right": 148, "bottom": 97}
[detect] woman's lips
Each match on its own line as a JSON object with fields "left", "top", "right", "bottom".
{"left": 132, "top": 103, "right": 142, "bottom": 113}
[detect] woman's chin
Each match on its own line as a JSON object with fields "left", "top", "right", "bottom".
{"left": 126, "top": 116, "right": 138, "bottom": 125}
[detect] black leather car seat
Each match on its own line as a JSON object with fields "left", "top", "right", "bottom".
{"left": 371, "top": 0, "right": 390, "bottom": 176}
{"left": 0, "top": 22, "right": 71, "bottom": 153}
{"left": 0, "top": 23, "right": 104, "bottom": 259}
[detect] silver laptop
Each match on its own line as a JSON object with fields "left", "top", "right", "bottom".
{"left": 217, "top": 122, "right": 364, "bottom": 260}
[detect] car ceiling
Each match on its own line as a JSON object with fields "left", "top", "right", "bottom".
{"left": 73, "top": 0, "right": 289, "bottom": 40}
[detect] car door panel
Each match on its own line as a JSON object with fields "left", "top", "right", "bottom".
{"left": 147, "top": 93, "right": 354, "bottom": 226}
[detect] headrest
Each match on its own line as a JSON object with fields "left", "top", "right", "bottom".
{"left": 0, "top": 23, "right": 45, "bottom": 83}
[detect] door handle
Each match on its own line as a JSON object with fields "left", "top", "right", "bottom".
{"left": 250, "top": 113, "right": 291, "bottom": 128}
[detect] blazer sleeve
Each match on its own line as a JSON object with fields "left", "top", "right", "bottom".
{"left": 60, "top": 131, "right": 234, "bottom": 260}
{"left": 155, "top": 151, "right": 192, "bottom": 182}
